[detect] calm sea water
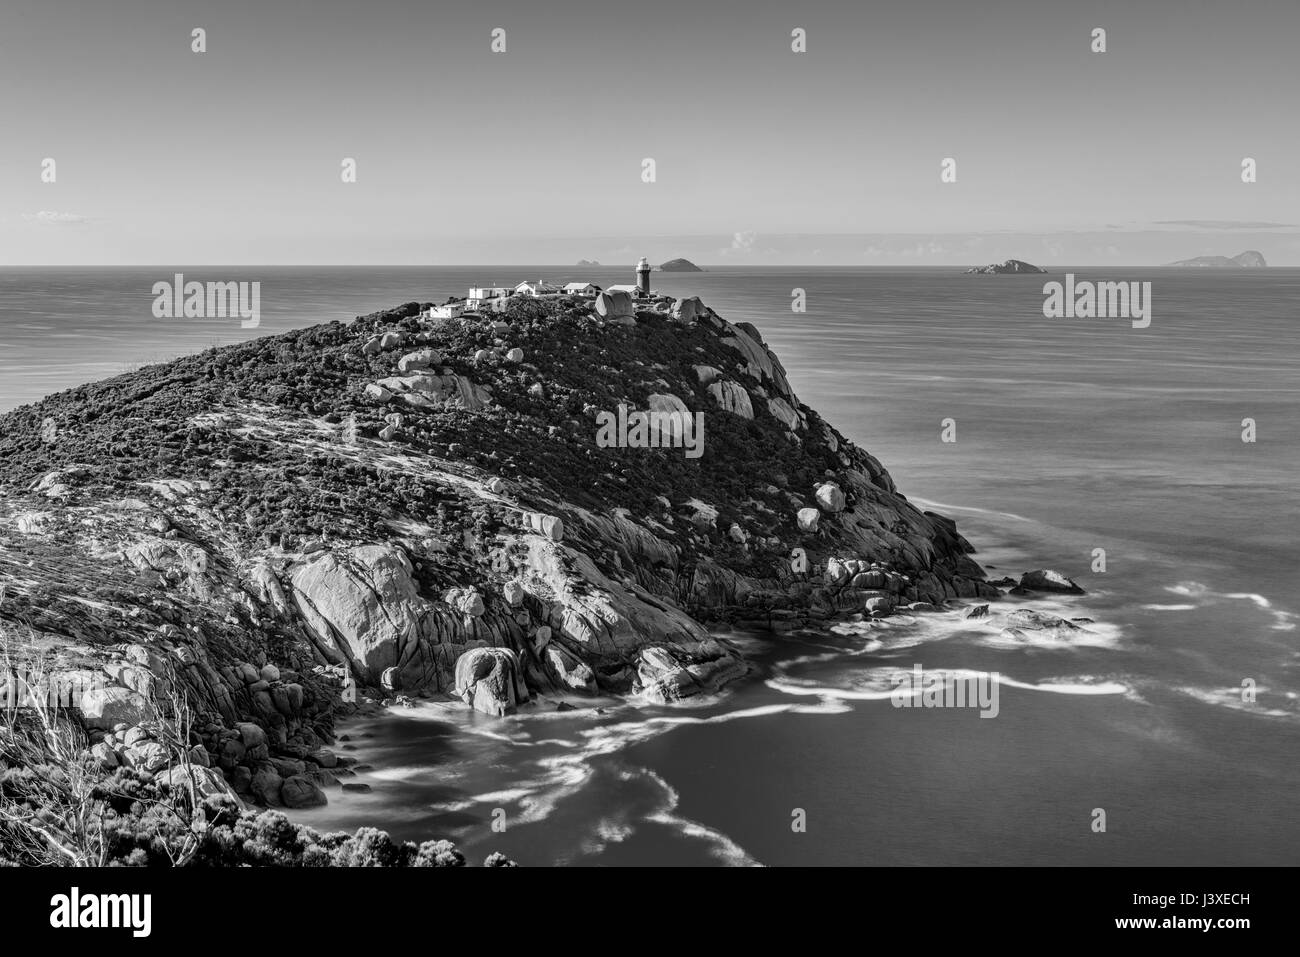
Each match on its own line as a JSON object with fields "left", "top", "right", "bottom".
{"left": 3, "top": 266, "right": 1298, "bottom": 865}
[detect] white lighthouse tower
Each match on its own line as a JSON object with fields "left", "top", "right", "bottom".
{"left": 635, "top": 257, "right": 652, "bottom": 297}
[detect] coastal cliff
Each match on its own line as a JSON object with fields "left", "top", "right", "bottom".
{"left": 0, "top": 293, "right": 1000, "bottom": 811}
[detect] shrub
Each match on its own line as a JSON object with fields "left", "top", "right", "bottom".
{"left": 0, "top": 641, "right": 504, "bottom": 867}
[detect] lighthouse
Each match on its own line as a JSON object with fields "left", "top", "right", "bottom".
{"left": 635, "top": 257, "right": 652, "bottom": 297}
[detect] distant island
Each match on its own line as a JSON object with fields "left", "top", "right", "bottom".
{"left": 576, "top": 259, "right": 601, "bottom": 267}
{"left": 1166, "top": 250, "right": 1266, "bottom": 268}
{"left": 658, "top": 258, "right": 704, "bottom": 272}
{"left": 965, "top": 259, "right": 1047, "bottom": 275}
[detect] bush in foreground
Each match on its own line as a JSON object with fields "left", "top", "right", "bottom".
{"left": 2, "top": 753, "right": 514, "bottom": 867}
{"left": 0, "top": 698, "right": 512, "bottom": 868}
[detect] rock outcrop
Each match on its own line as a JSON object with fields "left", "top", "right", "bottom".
{"left": 372, "top": 373, "right": 492, "bottom": 412}
{"left": 290, "top": 545, "right": 425, "bottom": 681}
{"left": 80, "top": 687, "right": 152, "bottom": 731}
{"left": 707, "top": 380, "right": 754, "bottom": 419}
{"left": 454, "top": 647, "right": 528, "bottom": 716}
{"left": 673, "top": 297, "right": 706, "bottom": 323}
{"left": 595, "top": 291, "right": 634, "bottom": 321}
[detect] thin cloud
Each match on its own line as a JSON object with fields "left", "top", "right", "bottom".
{"left": 720, "top": 230, "right": 758, "bottom": 256}
{"left": 1150, "top": 220, "right": 1297, "bottom": 231}
{"left": 22, "top": 210, "right": 92, "bottom": 227}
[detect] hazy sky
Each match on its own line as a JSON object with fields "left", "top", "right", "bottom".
{"left": 2, "top": 0, "right": 1298, "bottom": 264}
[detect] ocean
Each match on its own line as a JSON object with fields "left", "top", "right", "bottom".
{"left": 3, "top": 265, "right": 1298, "bottom": 865}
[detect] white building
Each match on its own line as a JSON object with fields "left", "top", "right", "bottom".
{"left": 466, "top": 286, "right": 510, "bottom": 311}
{"left": 425, "top": 302, "right": 466, "bottom": 319}
{"left": 514, "top": 280, "right": 559, "bottom": 297}
{"left": 606, "top": 284, "right": 641, "bottom": 296}
{"left": 563, "top": 282, "right": 600, "bottom": 297}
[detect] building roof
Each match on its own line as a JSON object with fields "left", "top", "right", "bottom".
{"left": 607, "top": 284, "right": 639, "bottom": 293}
{"left": 564, "top": 282, "right": 597, "bottom": 290}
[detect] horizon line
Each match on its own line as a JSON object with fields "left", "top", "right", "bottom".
{"left": 0, "top": 262, "right": 1286, "bottom": 270}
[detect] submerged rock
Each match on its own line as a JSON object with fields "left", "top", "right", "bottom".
{"left": 1018, "top": 569, "right": 1085, "bottom": 594}
{"left": 1000, "top": 609, "right": 1084, "bottom": 642}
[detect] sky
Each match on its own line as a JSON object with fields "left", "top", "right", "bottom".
{"left": 1, "top": 0, "right": 1298, "bottom": 265}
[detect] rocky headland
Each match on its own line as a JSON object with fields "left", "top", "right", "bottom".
{"left": 0, "top": 291, "right": 1085, "bottom": 824}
